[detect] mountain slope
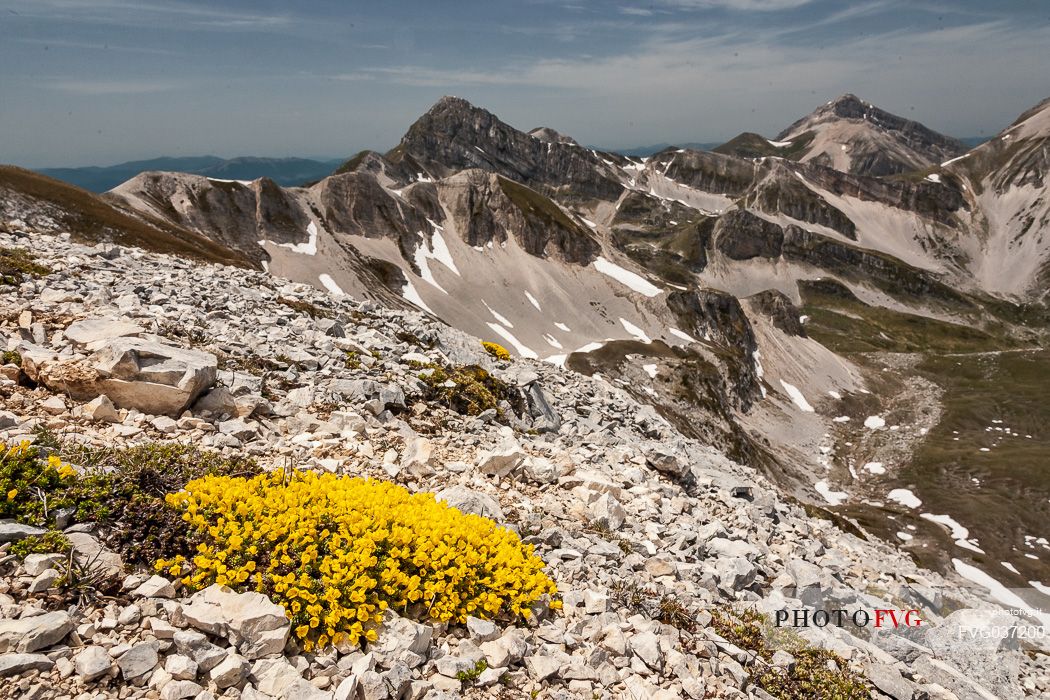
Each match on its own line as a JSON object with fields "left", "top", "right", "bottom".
{"left": 774, "top": 94, "right": 967, "bottom": 176}
{"left": 0, "top": 166, "right": 249, "bottom": 267}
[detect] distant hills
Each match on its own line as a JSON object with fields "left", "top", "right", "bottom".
{"left": 37, "top": 156, "right": 344, "bottom": 193}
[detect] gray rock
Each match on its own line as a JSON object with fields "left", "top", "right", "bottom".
{"left": 476, "top": 437, "right": 525, "bottom": 477}
{"left": 866, "top": 662, "right": 917, "bottom": 700}
{"left": 210, "top": 654, "right": 250, "bottom": 689}
{"left": 83, "top": 395, "right": 120, "bottom": 422}
{"left": 0, "top": 610, "right": 74, "bottom": 652}
{"left": 173, "top": 630, "right": 226, "bottom": 672}
{"left": 23, "top": 553, "right": 64, "bottom": 577}
{"left": 0, "top": 522, "right": 47, "bottom": 543}
{"left": 466, "top": 616, "right": 499, "bottom": 643}
{"left": 164, "top": 654, "right": 199, "bottom": 681}
{"left": 32, "top": 336, "right": 218, "bottom": 417}
{"left": 631, "top": 631, "right": 664, "bottom": 670}
{"left": 27, "top": 568, "right": 62, "bottom": 593}
{"left": 179, "top": 584, "right": 290, "bottom": 659}
{"left": 525, "top": 653, "right": 563, "bottom": 681}
{"left": 160, "top": 679, "right": 204, "bottom": 700}
{"left": 133, "top": 574, "right": 177, "bottom": 599}
{"left": 75, "top": 645, "right": 114, "bottom": 681}
{"left": 64, "top": 318, "right": 143, "bottom": 347}
{"left": 0, "top": 653, "right": 54, "bottom": 677}
{"left": 117, "top": 641, "right": 160, "bottom": 681}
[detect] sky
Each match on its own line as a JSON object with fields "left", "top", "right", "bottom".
{"left": 2, "top": 0, "right": 1049, "bottom": 168}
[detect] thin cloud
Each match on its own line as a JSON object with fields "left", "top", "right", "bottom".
{"left": 7, "top": 0, "right": 294, "bottom": 31}
{"left": 43, "top": 79, "right": 183, "bottom": 95}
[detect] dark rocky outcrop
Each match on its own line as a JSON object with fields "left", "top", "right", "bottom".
{"left": 712, "top": 209, "right": 785, "bottom": 260}
{"left": 746, "top": 290, "right": 807, "bottom": 337}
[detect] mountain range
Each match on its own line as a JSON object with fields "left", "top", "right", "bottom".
{"left": 3, "top": 92, "right": 1050, "bottom": 593}
{"left": 35, "top": 156, "right": 344, "bottom": 193}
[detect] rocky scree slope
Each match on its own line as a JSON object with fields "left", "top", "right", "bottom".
{"left": 0, "top": 227, "right": 1047, "bottom": 699}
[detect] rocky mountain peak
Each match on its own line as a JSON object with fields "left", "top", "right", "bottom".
{"left": 775, "top": 93, "right": 967, "bottom": 176}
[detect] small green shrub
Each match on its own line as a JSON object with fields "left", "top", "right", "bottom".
{"left": 418, "top": 364, "right": 520, "bottom": 416}
{"left": 0, "top": 247, "right": 49, "bottom": 286}
{"left": 3, "top": 436, "right": 260, "bottom": 567}
{"left": 0, "top": 350, "right": 21, "bottom": 366}
{"left": 10, "top": 530, "right": 71, "bottom": 558}
{"left": 457, "top": 659, "right": 489, "bottom": 685}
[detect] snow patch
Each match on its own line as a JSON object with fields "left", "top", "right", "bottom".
{"left": 525, "top": 291, "right": 542, "bottom": 311}
{"left": 402, "top": 280, "right": 434, "bottom": 314}
{"left": 925, "top": 173, "right": 942, "bottom": 183}
{"left": 887, "top": 488, "right": 922, "bottom": 509}
{"left": 815, "top": 480, "right": 847, "bottom": 506}
{"left": 642, "top": 363, "right": 657, "bottom": 379}
{"left": 668, "top": 327, "right": 697, "bottom": 343}
{"left": 318, "top": 274, "right": 344, "bottom": 296}
{"left": 554, "top": 322, "right": 571, "bottom": 332}
{"left": 864, "top": 415, "right": 886, "bottom": 429}
{"left": 766, "top": 139, "right": 793, "bottom": 148}
{"left": 272, "top": 221, "right": 319, "bottom": 256}
{"left": 542, "top": 334, "right": 562, "bottom": 349}
{"left": 482, "top": 300, "right": 514, "bottom": 328}
{"left": 863, "top": 462, "right": 885, "bottom": 475}
{"left": 779, "top": 380, "right": 814, "bottom": 412}
{"left": 619, "top": 318, "right": 651, "bottom": 343}
{"left": 594, "top": 256, "right": 662, "bottom": 297}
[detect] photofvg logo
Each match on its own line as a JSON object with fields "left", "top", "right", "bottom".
{"left": 774, "top": 608, "right": 923, "bottom": 629}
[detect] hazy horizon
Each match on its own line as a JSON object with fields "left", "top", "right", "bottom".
{"left": 2, "top": 0, "right": 1048, "bottom": 168}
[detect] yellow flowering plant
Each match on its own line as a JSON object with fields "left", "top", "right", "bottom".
{"left": 0, "top": 441, "right": 78, "bottom": 522}
{"left": 482, "top": 341, "right": 511, "bottom": 361}
{"left": 159, "top": 470, "right": 559, "bottom": 652}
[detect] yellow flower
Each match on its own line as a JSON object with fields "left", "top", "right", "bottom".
{"left": 6, "top": 488, "right": 16, "bottom": 501}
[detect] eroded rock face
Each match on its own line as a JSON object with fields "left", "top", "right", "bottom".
{"left": 30, "top": 335, "right": 217, "bottom": 417}
{"left": 713, "top": 209, "right": 785, "bottom": 260}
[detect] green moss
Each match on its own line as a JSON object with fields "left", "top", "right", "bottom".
{"left": 10, "top": 530, "right": 71, "bottom": 558}
{"left": 0, "top": 247, "right": 50, "bottom": 286}
{"left": 1, "top": 350, "right": 23, "bottom": 366}
{"left": 456, "top": 659, "right": 488, "bottom": 685}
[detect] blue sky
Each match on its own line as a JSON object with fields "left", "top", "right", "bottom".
{"left": 2, "top": 0, "right": 1048, "bottom": 167}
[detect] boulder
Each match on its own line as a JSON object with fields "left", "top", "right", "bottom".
{"left": 64, "top": 318, "right": 143, "bottom": 348}
{"left": 0, "top": 611, "right": 74, "bottom": 653}
{"left": 117, "top": 641, "right": 160, "bottom": 682}
{"left": 30, "top": 336, "right": 217, "bottom": 417}
{"left": 179, "top": 585, "right": 290, "bottom": 659}
{"left": 83, "top": 394, "right": 120, "bottom": 422}
{"left": 476, "top": 437, "right": 525, "bottom": 477}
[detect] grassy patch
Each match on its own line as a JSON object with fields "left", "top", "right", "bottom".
{"left": 417, "top": 364, "right": 523, "bottom": 417}
{"left": 0, "top": 247, "right": 50, "bottom": 285}
{"left": 10, "top": 530, "right": 71, "bottom": 558}
{"left": 711, "top": 606, "right": 871, "bottom": 700}
{"left": 799, "top": 283, "right": 1012, "bottom": 354}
